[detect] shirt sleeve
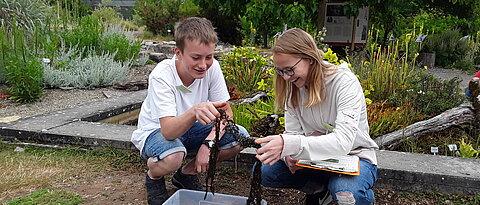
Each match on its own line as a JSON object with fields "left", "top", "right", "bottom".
{"left": 284, "top": 108, "right": 304, "bottom": 135}
{"left": 148, "top": 70, "right": 177, "bottom": 119}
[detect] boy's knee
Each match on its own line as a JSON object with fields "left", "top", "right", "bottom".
{"left": 148, "top": 152, "right": 184, "bottom": 174}
{"left": 335, "top": 192, "right": 355, "bottom": 205}
{"left": 163, "top": 152, "right": 184, "bottom": 169}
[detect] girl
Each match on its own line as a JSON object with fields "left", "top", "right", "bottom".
{"left": 256, "top": 28, "right": 378, "bottom": 205}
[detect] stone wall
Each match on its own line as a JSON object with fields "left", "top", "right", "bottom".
{"left": 81, "top": 0, "right": 136, "bottom": 18}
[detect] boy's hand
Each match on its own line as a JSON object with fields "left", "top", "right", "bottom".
{"left": 195, "top": 102, "right": 227, "bottom": 125}
{"left": 195, "top": 144, "right": 211, "bottom": 173}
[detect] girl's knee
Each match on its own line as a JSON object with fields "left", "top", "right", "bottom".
{"left": 335, "top": 192, "right": 355, "bottom": 205}
{"left": 331, "top": 190, "right": 374, "bottom": 205}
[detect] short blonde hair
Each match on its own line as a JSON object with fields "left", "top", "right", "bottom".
{"left": 174, "top": 17, "right": 218, "bottom": 52}
{"left": 272, "top": 28, "right": 336, "bottom": 110}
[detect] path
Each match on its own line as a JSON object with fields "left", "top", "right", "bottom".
{"left": 424, "top": 67, "right": 473, "bottom": 88}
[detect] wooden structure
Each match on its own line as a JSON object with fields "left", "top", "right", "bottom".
{"left": 318, "top": 1, "right": 369, "bottom": 48}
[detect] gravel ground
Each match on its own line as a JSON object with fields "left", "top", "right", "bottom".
{"left": 424, "top": 67, "right": 473, "bottom": 88}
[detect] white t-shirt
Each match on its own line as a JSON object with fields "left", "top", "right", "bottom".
{"left": 131, "top": 56, "right": 230, "bottom": 153}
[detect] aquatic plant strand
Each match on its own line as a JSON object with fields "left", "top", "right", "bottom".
{"left": 204, "top": 109, "right": 241, "bottom": 199}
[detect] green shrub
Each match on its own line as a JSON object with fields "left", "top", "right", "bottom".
{"left": 91, "top": 6, "right": 123, "bottom": 24}
{"left": 43, "top": 46, "right": 129, "bottom": 89}
{"left": 399, "top": 9, "right": 470, "bottom": 38}
{"left": 100, "top": 33, "right": 140, "bottom": 62}
{"left": 459, "top": 138, "right": 479, "bottom": 159}
{"left": 423, "top": 30, "right": 475, "bottom": 70}
{"left": 231, "top": 97, "right": 283, "bottom": 133}
{"left": 100, "top": 24, "right": 141, "bottom": 62}
{"left": 367, "top": 102, "right": 422, "bottom": 138}
{"left": 4, "top": 56, "right": 43, "bottom": 103}
{"left": 134, "top": 0, "right": 200, "bottom": 35}
{"left": 61, "top": 16, "right": 140, "bottom": 63}
{"left": 62, "top": 15, "right": 103, "bottom": 53}
{"left": 220, "top": 47, "right": 273, "bottom": 97}
{"left": 388, "top": 72, "right": 464, "bottom": 117}
{"left": 1, "top": 23, "right": 43, "bottom": 103}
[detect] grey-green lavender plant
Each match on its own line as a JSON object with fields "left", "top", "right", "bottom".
{"left": 43, "top": 45, "right": 130, "bottom": 89}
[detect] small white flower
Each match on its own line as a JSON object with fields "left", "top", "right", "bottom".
{"left": 42, "top": 58, "right": 51, "bottom": 64}
{"left": 417, "top": 90, "right": 425, "bottom": 94}
{"left": 167, "top": 29, "right": 171, "bottom": 33}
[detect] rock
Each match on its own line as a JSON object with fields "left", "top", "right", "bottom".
{"left": 102, "top": 91, "right": 126, "bottom": 98}
{"left": 149, "top": 53, "right": 167, "bottom": 63}
{"left": 14, "top": 147, "right": 25, "bottom": 152}
{"left": 148, "top": 43, "right": 175, "bottom": 54}
{"left": 0, "top": 115, "right": 21, "bottom": 123}
{"left": 113, "top": 80, "right": 148, "bottom": 91}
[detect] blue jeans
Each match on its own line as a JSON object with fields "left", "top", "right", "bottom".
{"left": 466, "top": 87, "right": 472, "bottom": 101}
{"left": 261, "top": 159, "right": 377, "bottom": 205}
{"left": 141, "top": 122, "right": 248, "bottom": 161}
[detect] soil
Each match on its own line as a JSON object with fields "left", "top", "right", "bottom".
{"left": 52, "top": 169, "right": 306, "bottom": 205}
{"left": 45, "top": 166, "right": 477, "bottom": 205}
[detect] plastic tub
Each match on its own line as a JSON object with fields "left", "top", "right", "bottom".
{"left": 163, "top": 189, "right": 267, "bottom": 205}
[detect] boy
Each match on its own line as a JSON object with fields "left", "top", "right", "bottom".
{"left": 131, "top": 17, "right": 248, "bottom": 204}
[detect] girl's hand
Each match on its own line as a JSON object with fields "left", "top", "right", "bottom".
{"left": 255, "top": 135, "right": 284, "bottom": 165}
{"left": 284, "top": 156, "right": 303, "bottom": 174}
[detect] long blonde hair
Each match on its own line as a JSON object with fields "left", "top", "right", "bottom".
{"left": 273, "top": 28, "right": 336, "bottom": 110}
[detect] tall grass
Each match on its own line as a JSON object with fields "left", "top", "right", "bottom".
{"left": 0, "top": 0, "right": 48, "bottom": 31}
{"left": 1, "top": 22, "right": 43, "bottom": 103}
{"left": 350, "top": 31, "right": 418, "bottom": 101}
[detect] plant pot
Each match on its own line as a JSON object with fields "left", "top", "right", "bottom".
{"left": 418, "top": 52, "right": 436, "bottom": 69}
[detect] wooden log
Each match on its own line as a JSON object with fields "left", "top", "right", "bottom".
{"left": 374, "top": 103, "right": 475, "bottom": 150}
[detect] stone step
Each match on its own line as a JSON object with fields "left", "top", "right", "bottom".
{"left": 229, "top": 148, "right": 480, "bottom": 195}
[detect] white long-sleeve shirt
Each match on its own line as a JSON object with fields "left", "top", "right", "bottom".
{"left": 280, "top": 62, "right": 378, "bottom": 165}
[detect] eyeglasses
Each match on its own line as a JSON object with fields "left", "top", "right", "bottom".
{"left": 275, "top": 58, "right": 302, "bottom": 76}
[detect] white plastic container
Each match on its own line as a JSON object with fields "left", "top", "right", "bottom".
{"left": 163, "top": 189, "right": 267, "bottom": 205}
